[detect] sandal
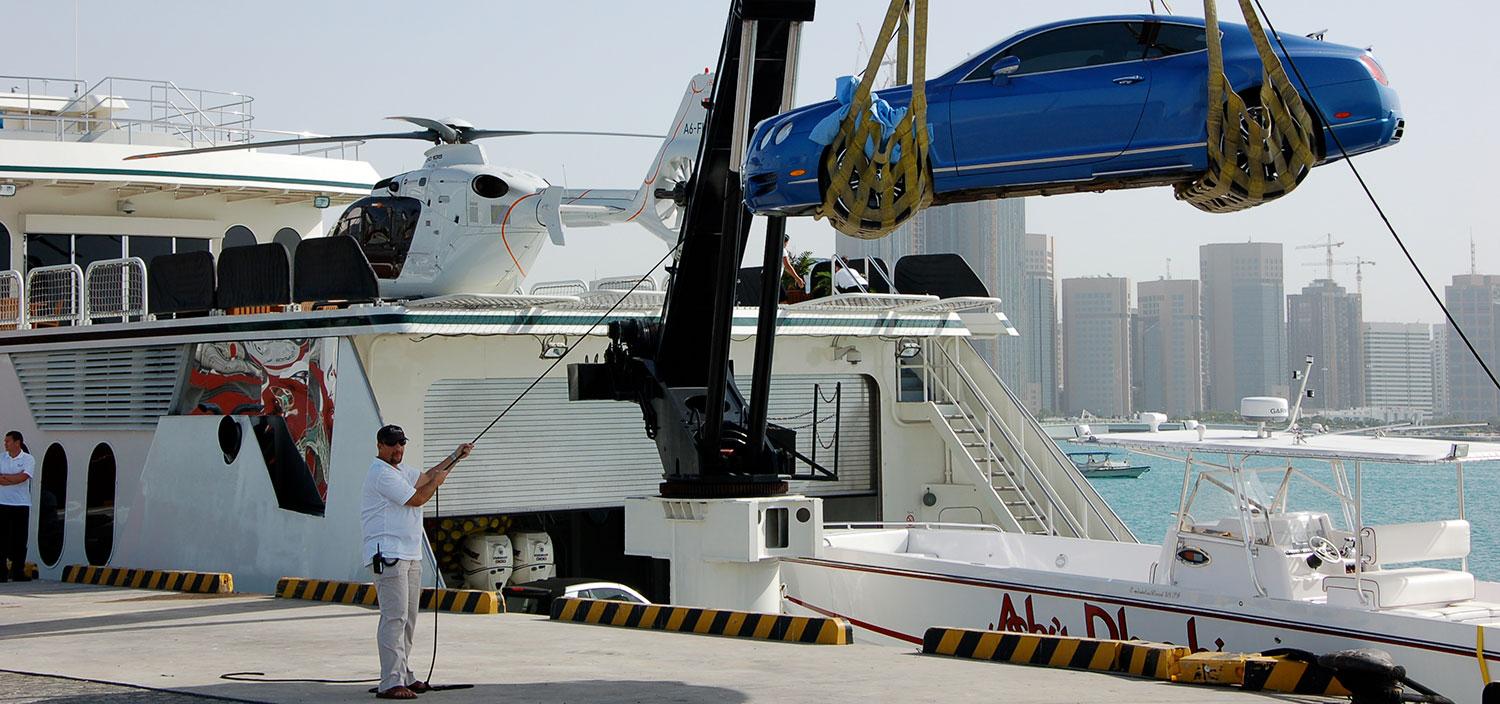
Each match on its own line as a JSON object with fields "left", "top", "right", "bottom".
{"left": 407, "top": 681, "right": 432, "bottom": 694}
{"left": 375, "top": 685, "right": 418, "bottom": 699}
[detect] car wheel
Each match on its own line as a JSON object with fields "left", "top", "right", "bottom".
{"left": 1217, "top": 85, "right": 1312, "bottom": 194}
{"left": 821, "top": 145, "right": 909, "bottom": 231}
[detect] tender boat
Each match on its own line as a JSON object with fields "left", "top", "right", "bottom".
{"left": 1066, "top": 450, "right": 1149, "bottom": 478}
{"left": 781, "top": 425, "right": 1500, "bottom": 704}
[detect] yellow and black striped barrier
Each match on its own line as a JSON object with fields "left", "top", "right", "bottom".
{"left": 550, "top": 597, "right": 853, "bottom": 645}
{"left": 61, "top": 565, "right": 233, "bottom": 593}
{"left": 1175, "top": 651, "right": 1352, "bottom": 696}
{"left": 922, "top": 627, "right": 1187, "bottom": 680}
{"left": 923, "top": 627, "right": 1353, "bottom": 696}
{"left": 274, "top": 577, "right": 500, "bottom": 614}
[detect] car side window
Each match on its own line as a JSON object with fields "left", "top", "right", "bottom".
{"left": 1145, "top": 23, "right": 1208, "bottom": 58}
{"left": 588, "top": 588, "right": 636, "bottom": 602}
{"left": 970, "top": 22, "right": 1148, "bottom": 79}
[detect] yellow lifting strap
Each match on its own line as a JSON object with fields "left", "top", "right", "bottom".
{"left": 1175, "top": 0, "right": 1319, "bottom": 213}
{"left": 815, "top": 0, "right": 933, "bottom": 240}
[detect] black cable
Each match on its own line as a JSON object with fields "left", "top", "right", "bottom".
{"left": 1250, "top": 0, "right": 1500, "bottom": 397}
{"left": 220, "top": 672, "right": 375, "bottom": 684}
{"left": 468, "top": 241, "right": 683, "bottom": 445}
{"left": 422, "top": 241, "right": 682, "bottom": 687}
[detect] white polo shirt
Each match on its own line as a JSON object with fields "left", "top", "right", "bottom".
{"left": 360, "top": 458, "right": 423, "bottom": 562}
{"left": 0, "top": 451, "right": 34, "bottom": 507}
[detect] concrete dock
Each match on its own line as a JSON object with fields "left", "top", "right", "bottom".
{"left": 0, "top": 581, "right": 1333, "bottom": 703}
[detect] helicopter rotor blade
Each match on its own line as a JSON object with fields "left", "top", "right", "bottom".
{"left": 387, "top": 116, "right": 462, "bottom": 144}
{"left": 123, "top": 131, "right": 437, "bottom": 160}
{"left": 464, "top": 129, "right": 664, "bottom": 141}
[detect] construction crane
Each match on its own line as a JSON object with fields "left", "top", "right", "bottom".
{"left": 1296, "top": 234, "right": 1345, "bottom": 281}
{"left": 1301, "top": 257, "right": 1376, "bottom": 296}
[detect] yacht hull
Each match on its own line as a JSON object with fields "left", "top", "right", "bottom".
{"left": 782, "top": 537, "right": 1497, "bottom": 704}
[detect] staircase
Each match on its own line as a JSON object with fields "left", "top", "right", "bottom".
{"left": 915, "top": 338, "right": 1134, "bottom": 541}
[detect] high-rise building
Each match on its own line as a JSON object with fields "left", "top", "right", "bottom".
{"left": 1432, "top": 324, "right": 1451, "bottom": 418}
{"left": 1200, "top": 242, "right": 1286, "bottom": 410}
{"left": 1286, "top": 279, "right": 1364, "bottom": 410}
{"left": 1022, "top": 233, "right": 1059, "bottom": 413}
{"left": 1061, "top": 277, "right": 1132, "bottom": 417}
{"left": 1444, "top": 274, "right": 1500, "bottom": 421}
{"left": 1363, "top": 322, "right": 1432, "bottom": 415}
{"left": 837, "top": 199, "right": 1026, "bottom": 384}
{"left": 1134, "top": 279, "right": 1203, "bottom": 417}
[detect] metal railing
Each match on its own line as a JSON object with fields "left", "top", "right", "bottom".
{"left": 529, "top": 279, "right": 589, "bottom": 297}
{"left": 925, "top": 337, "right": 1088, "bottom": 538}
{"left": 0, "top": 270, "right": 22, "bottom": 330}
{"left": 84, "top": 257, "right": 149, "bottom": 323}
{"left": 24, "top": 264, "right": 84, "bottom": 326}
{"left": 592, "top": 275, "right": 659, "bottom": 292}
{"left": 0, "top": 74, "right": 362, "bottom": 159}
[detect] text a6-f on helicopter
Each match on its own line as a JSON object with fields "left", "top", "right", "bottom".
{"left": 127, "top": 73, "right": 710, "bottom": 299}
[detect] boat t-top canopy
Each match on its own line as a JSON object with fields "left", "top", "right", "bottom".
{"left": 1083, "top": 427, "right": 1500, "bottom": 464}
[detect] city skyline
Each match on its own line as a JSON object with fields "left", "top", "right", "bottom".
{"left": 5, "top": 2, "right": 1495, "bottom": 325}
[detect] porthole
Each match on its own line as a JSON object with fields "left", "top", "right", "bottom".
{"left": 85, "top": 444, "right": 116, "bottom": 566}
{"left": 37, "top": 443, "right": 66, "bottom": 567}
{"left": 273, "top": 227, "right": 301, "bottom": 257}
{"left": 471, "top": 174, "right": 510, "bottom": 199}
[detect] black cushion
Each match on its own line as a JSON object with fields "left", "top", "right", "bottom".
{"left": 894, "top": 253, "right": 989, "bottom": 298}
{"left": 147, "top": 250, "right": 216, "bottom": 315}
{"left": 217, "top": 243, "right": 291, "bottom": 309}
{"left": 294, "top": 236, "right": 380, "bottom": 303}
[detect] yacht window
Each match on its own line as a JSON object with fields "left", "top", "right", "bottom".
{"left": 330, "top": 196, "right": 423, "bottom": 279}
{"left": 175, "top": 237, "right": 211, "bottom": 255}
{"left": 25, "top": 234, "right": 72, "bottom": 271}
{"left": 223, "top": 225, "right": 256, "bottom": 250}
{"left": 85, "top": 443, "right": 116, "bottom": 566}
{"left": 127, "top": 235, "right": 173, "bottom": 266}
{"left": 273, "top": 227, "right": 302, "bottom": 257}
{"left": 0, "top": 221, "right": 9, "bottom": 270}
{"left": 37, "top": 443, "right": 66, "bottom": 567}
{"left": 74, "top": 234, "right": 124, "bottom": 271}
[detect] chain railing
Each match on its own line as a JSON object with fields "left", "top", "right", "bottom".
{"left": 0, "top": 270, "right": 23, "bottom": 330}
{"left": 84, "top": 257, "right": 149, "bottom": 323}
{"left": 24, "top": 264, "right": 84, "bottom": 326}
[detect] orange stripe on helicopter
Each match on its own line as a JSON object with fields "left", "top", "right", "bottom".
{"left": 500, "top": 191, "right": 541, "bottom": 277}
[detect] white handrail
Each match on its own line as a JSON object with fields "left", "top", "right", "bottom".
{"left": 927, "top": 339, "right": 1087, "bottom": 538}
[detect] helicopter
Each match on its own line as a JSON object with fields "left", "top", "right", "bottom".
{"left": 127, "top": 73, "right": 710, "bottom": 299}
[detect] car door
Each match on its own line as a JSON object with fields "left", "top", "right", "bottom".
{"left": 946, "top": 21, "right": 1152, "bottom": 184}
{"left": 1129, "top": 22, "right": 1213, "bottom": 155}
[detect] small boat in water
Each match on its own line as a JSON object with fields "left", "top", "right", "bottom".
{"left": 1067, "top": 450, "right": 1150, "bottom": 478}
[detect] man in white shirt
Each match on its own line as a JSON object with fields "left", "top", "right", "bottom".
{"left": 0, "top": 430, "right": 35, "bottom": 582}
{"left": 360, "top": 424, "right": 472, "bottom": 700}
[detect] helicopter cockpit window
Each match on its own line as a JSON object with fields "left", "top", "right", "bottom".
{"left": 331, "top": 196, "right": 422, "bottom": 279}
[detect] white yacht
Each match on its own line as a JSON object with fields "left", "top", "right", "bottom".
{"left": 0, "top": 73, "right": 1115, "bottom": 605}
{"left": 779, "top": 416, "right": 1497, "bottom": 703}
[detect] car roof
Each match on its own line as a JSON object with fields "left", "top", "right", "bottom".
{"left": 515, "top": 577, "right": 626, "bottom": 590}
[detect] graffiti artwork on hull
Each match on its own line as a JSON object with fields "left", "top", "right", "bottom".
{"left": 177, "top": 339, "right": 338, "bottom": 503}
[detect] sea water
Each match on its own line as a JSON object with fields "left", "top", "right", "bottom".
{"left": 1058, "top": 441, "right": 1500, "bottom": 581}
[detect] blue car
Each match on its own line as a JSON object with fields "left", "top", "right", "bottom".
{"left": 743, "top": 15, "right": 1402, "bottom": 215}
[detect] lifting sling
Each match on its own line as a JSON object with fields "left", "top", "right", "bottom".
{"left": 815, "top": 0, "right": 933, "bottom": 240}
{"left": 1175, "top": 0, "right": 1319, "bottom": 213}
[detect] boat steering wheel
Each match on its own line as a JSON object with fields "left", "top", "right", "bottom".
{"left": 1309, "top": 535, "right": 1343, "bottom": 564}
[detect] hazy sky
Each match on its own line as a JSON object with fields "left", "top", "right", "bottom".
{"left": 4, "top": 1, "right": 1494, "bottom": 323}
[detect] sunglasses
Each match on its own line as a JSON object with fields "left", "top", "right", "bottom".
{"left": 382, "top": 439, "right": 408, "bottom": 447}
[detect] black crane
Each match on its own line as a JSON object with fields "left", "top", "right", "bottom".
{"left": 569, "top": 0, "right": 819, "bottom": 498}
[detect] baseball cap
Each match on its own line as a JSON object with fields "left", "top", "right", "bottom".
{"left": 376, "top": 424, "right": 407, "bottom": 445}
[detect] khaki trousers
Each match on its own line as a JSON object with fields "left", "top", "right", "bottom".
{"left": 373, "top": 558, "right": 422, "bottom": 692}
